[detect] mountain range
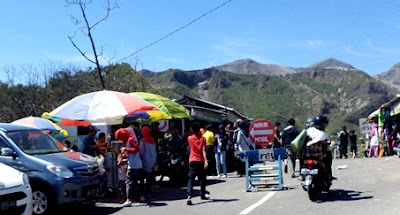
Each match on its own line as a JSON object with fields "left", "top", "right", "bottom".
{"left": 143, "top": 57, "right": 400, "bottom": 134}
{"left": 2, "top": 57, "right": 400, "bottom": 135}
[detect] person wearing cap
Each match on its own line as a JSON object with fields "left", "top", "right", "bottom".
{"left": 80, "top": 125, "right": 99, "bottom": 157}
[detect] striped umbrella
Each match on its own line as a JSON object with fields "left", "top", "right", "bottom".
{"left": 129, "top": 92, "right": 190, "bottom": 119}
{"left": 48, "top": 90, "right": 160, "bottom": 124}
{"left": 12, "top": 116, "right": 68, "bottom": 135}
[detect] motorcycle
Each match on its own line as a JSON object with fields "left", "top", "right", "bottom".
{"left": 157, "top": 150, "right": 188, "bottom": 186}
{"left": 301, "top": 158, "right": 331, "bottom": 201}
{"left": 300, "top": 125, "right": 332, "bottom": 202}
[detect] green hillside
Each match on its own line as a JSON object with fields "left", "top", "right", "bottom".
{"left": 147, "top": 67, "right": 398, "bottom": 134}
{"left": 1, "top": 63, "right": 397, "bottom": 136}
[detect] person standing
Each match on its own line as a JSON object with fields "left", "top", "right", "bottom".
{"left": 165, "top": 127, "right": 185, "bottom": 185}
{"left": 115, "top": 128, "right": 145, "bottom": 207}
{"left": 117, "top": 147, "right": 128, "bottom": 204}
{"left": 349, "top": 130, "right": 357, "bottom": 159}
{"left": 150, "top": 122, "right": 164, "bottom": 145}
{"left": 80, "top": 125, "right": 99, "bottom": 157}
{"left": 281, "top": 118, "right": 300, "bottom": 178}
{"left": 338, "top": 126, "right": 349, "bottom": 159}
{"left": 234, "top": 121, "right": 255, "bottom": 177}
{"left": 215, "top": 124, "right": 228, "bottom": 178}
{"left": 96, "top": 132, "right": 109, "bottom": 155}
{"left": 166, "top": 127, "right": 183, "bottom": 154}
{"left": 139, "top": 126, "right": 157, "bottom": 195}
{"left": 272, "top": 122, "right": 282, "bottom": 148}
{"left": 369, "top": 123, "right": 380, "bottom": 157}
{"left": 202, "top": 124, "right": 216, "bottom": 176}
{"left": 186, "top": 122, "right": 208, "bottom": 205}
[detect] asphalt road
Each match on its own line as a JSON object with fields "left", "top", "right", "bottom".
{"left": 64, "top": 156, "right": 400, "bottom": 215}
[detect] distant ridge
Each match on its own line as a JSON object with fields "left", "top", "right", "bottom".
{"left": 214, "top": 58, "right": 299, "bottom": 75}
{"left": 310, "top": 58, "right": 356, "bottom": 70}
{"left": 376, "top": 62, "right": 400, "bottom": 85}
{"left": 138, "top": 69, "right": 156, "bottom": 77}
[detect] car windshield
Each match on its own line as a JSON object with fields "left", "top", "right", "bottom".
{"left": 7, "top": 130, "right": 68, "bottom": 155}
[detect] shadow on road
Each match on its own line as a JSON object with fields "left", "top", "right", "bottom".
{"left": 62, "top": 204, "right": 122, "bottom": 215}
{"left": 151, "top": 179, "right": 226, "bottom": 201}
{"left": 282, "top": 186, "right": 296, "bottom": 191}
{"left": 191, "top": 198, "right": 239, "bottom": 206}
{"left": 318, "top": 189, "right": 373, "bottom": 203}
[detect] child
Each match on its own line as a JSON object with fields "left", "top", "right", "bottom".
{"left": 117, "top": 147, "right": 128, "bottom": 204}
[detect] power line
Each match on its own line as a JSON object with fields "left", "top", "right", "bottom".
{"left": 117, "top": 0, "right": 233, "bottom": 63}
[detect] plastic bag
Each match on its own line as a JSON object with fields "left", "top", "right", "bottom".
{"left": 291, "top": 129, "right": 307, "bottom": 154}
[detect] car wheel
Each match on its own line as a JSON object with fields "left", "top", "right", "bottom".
{"left": 32, "top": 186, "right": 53, "bottom": 215}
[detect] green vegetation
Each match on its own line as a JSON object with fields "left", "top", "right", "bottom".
{"left": 1, "top": 63, "right": 398, "bottom": 136}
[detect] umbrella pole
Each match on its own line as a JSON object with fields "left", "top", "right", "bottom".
{"left": 181, "top": 119, "right": 185, "bottom": 135}
{"left": 105, "top": 122, "right": 109, "bottom": 153}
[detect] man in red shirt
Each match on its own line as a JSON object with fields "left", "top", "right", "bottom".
{"left": 186, "top": 122, "right": 209, "bottom": 205}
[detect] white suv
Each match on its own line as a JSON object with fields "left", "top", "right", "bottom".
{"left": 0, "top": 162, "right": 32, "bottom": 215}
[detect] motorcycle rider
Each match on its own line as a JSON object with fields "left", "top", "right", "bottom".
{"left": 301, "top": 115, "right": 334, "bottom": 182}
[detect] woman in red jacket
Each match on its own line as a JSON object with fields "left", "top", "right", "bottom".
{"left": 115, "top": 128, "right": 145, "bottom": 207}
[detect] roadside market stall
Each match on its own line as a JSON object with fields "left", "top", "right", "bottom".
{"left": 45, "top": 90, "right": 165, "bottom": 189}
{"left": 128, "top": 92, "right": 192, "bottom": 185}
{"left": 367, "top": 94, "right": 400, "bottom": 156}
{"left": 174, "top": 94, "right": 252, "bottom": 126}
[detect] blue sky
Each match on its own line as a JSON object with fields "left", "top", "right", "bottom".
{"left": 1, "top": 0, "right": 400, "bottom": 82}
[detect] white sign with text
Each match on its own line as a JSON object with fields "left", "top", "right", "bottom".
{"left": 359, "top": 118, "right": 373, "bottom": 135}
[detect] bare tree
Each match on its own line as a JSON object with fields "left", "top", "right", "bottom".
{"left": 66, "top": 0, "right": 118, "bottom": 90}
{"left": 3, "top": 66, "right": 16, "bottom": 86}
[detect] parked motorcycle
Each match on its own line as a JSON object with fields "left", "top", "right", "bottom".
{"left": 157, "top": 151, "right": 188, "bottom": 186}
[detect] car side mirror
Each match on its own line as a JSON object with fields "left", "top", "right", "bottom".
{"left": 1, "top": 147, "right": 17, "bottom": 158}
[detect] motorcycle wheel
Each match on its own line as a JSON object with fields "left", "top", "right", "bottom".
{"left": 307, "top": 184, "right": 318, "bottom": 202}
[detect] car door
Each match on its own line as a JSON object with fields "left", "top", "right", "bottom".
{"left": 0, "top": 134, "right": 29, "bottom": 172}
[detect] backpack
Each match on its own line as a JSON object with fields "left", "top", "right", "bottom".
{"left": 291, "top": 129, "right": 307, "bottom": 154}
{"left": 282, "top": 128, "right": 299, "bottom": 148}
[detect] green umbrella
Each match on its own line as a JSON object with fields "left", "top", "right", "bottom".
{"left": 129, "top": 92, "right": 190, "bottom": 119}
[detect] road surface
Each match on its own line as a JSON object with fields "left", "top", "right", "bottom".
{"left": 64, "top": 157, "right": 400, "bottom": 215}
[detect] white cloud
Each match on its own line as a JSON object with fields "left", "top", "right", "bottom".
{"left": 155, "top": 56, "right": 184, "bottom": 67}
{"left": 292, "top": 40, "right": 327, "bottom": 48}
{"left": 344, "top": 46, "right": 375, "bottom": 57}
{"left": 366, "top": 39, "right": 400, "bottom": 55}
{"left": 157, "top": 56, "right": 184, "bottom": 64}
{"left": 212, "top": 36, "right": 276, "bottom": 65}
{"left": 214, "top": 37, "right": 258, "bottom": 56}
{"left": 44, "top": 52, "right": 113, "bottom": 66}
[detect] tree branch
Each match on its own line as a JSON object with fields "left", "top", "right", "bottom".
{"left": 90, "top": 0, "right": 118, "bottom": 29}
{"left": 66, "top": 0, "right": 119, "bottom": 90}
{"left": 68, "top": 35, "right": 96, "bottom": 64}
